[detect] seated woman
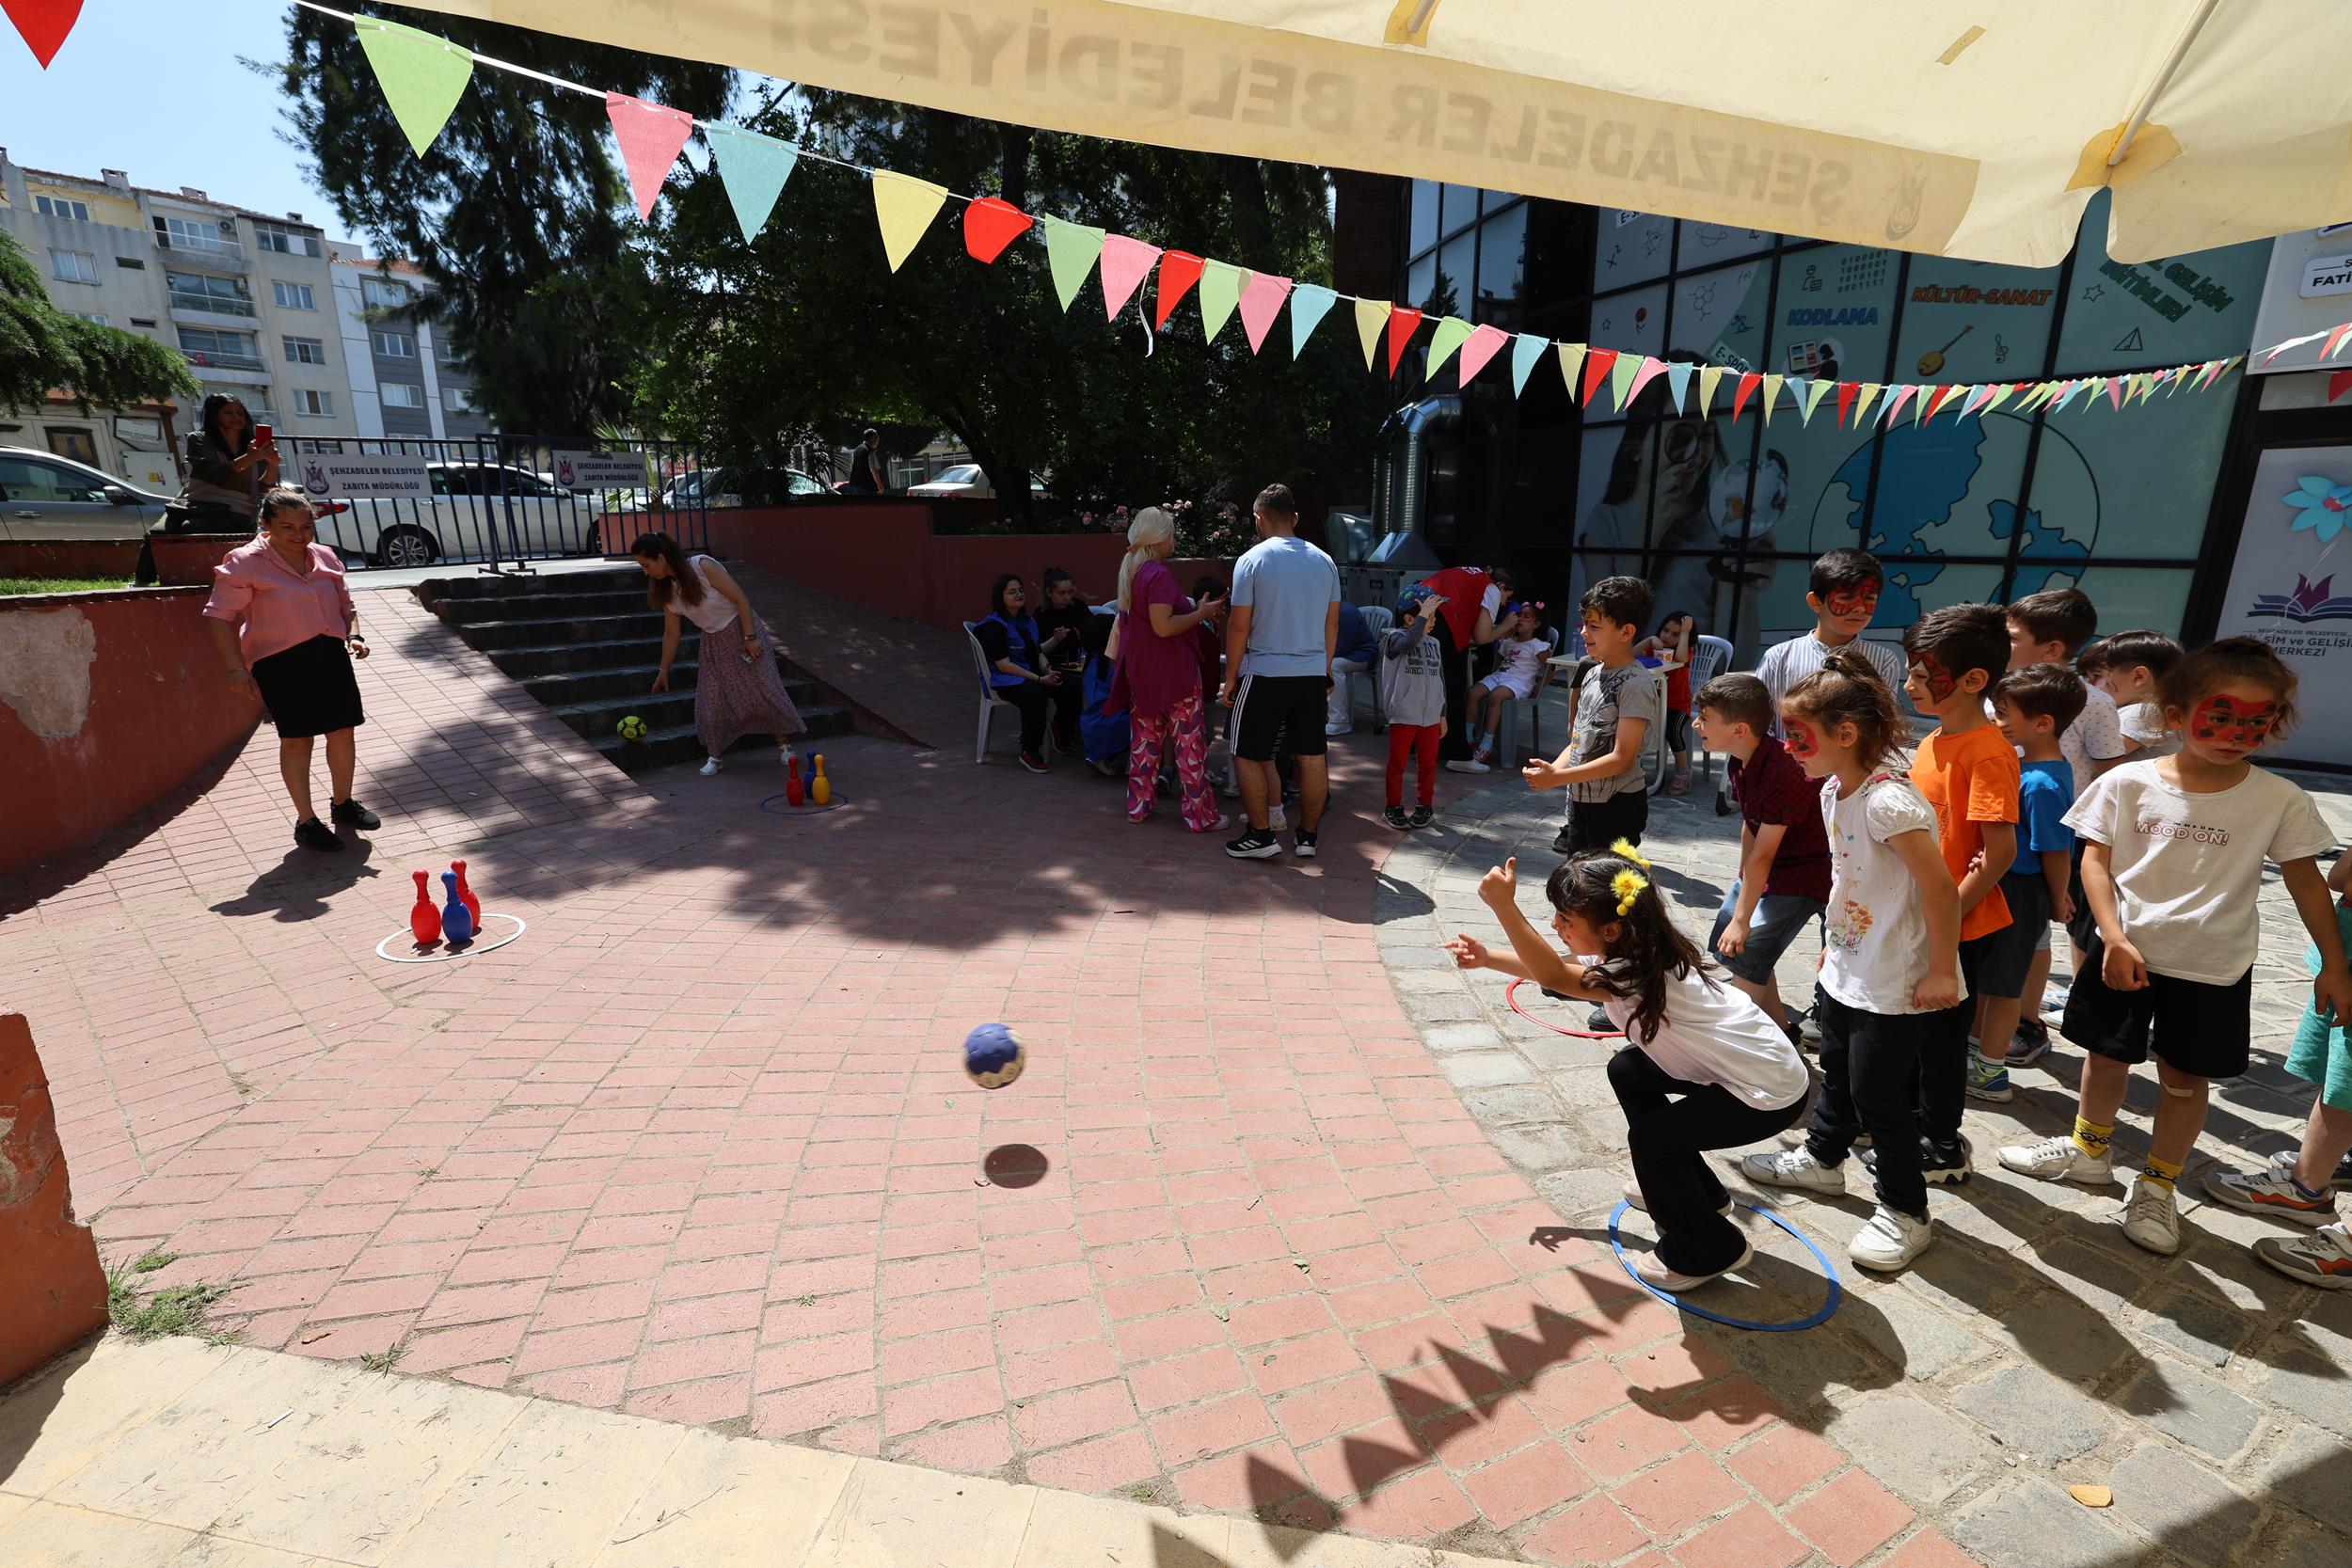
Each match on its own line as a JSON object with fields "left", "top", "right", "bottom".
{"left": 1034, "top": 567, "right": 1093, "bottom": 685}
{"left": 975, "top": 573, "right": 1081, "bottom": 771}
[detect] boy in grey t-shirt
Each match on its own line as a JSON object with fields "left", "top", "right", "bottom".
{"left": 1379, "top": 586, "right": 1448, "bottom": 829}
{"left": 1525, "top": 576, "right": 1659, "bottom": 857}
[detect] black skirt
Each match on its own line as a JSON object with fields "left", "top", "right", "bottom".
{"left": 251, "top": 634, "right": 364, "bottom": 738}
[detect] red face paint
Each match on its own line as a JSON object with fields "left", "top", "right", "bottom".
{"left": 1783, "top": 717, "right": 1822, "bottom": 760}
{"left": 1909, "top": 654, "right": 1959, "bottom": 703}
{"left": 2189, "top": 693, "right": 2280, "bottom": 752}
{"left": 1825, "top": 587, "right": 1879, "bottom": 622}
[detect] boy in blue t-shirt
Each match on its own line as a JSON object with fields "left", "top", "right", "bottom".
{"left": 1974, "top": 663, "right": 2087, "bottom": 1099}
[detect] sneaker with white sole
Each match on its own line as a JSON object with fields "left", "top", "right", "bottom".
{"left": 1225, "top": 828, "right": 1283, "bottom": 860}
{"left": 1407, "top": 805, "right": 1435, "bottom": 830}
{"left": 2253, "top": 1223, "right": 2352, "bottom": 1288}
{"left": 1622, "top": 1179, "right": 1734, "bottom": 1217}
{"left": 1293, "top": 830, "right": 1318, "bottom": 858}
{"left": 2202, "top": 1161, "right": 2339, "bottom": 1227}
{"left": 2121, "top": 1175, "right": 2182, "bottom": 1256}
{"left": 1382, "top": 805, "right": 1411, "bottom": 831}
{"left": 1997, "top": 1133, "right": 2112, "bottom": 1185}
{"left": 698, "top": 756, "right": 724, "bottom": 776}
{"left": 1965, "top": 1053, "right": 2014, "bottom": 1103}
{"left": 1860, "top": 1134, "right": 1969, "bottom": 1184}
{"left": 2042, "top": 984, "right": 2071, "bottom": 1017}
{"left": 1849, "top": 1205, "right": 1933, "bottom": 1271}
{"left": 1631, "top": 1238, "right": 1754, "bottom": 1291}
{"left": 2005, "top": 1020, "right": 2051, "bottom": 1068}
{"left": 1444, "top": 757, "right": 1492, "bottom": 774}
{"left": 1739, "top": 1147, "right": 1846, "bottom": 1195}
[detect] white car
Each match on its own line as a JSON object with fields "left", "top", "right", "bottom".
{"left": 307, "top": 462, "right": 603, "bottom": 568}
{"left": 905, "top": 464, "right": 1049, "bottom": 500}
{"left": 0, "top": 445, "right": 171, "bottom": 539}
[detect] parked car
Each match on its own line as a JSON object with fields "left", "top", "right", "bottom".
{"left": 658, "top": 467, "right": 827, "bottom": 508}
{"left": 905, "top": 464, "right": 1048, "bottom": 500}
{"left": 0, "top": 445, "right": 171, "bottom": 540}
{"left": 306, "top": 462, "right": 605, "bottom": 568}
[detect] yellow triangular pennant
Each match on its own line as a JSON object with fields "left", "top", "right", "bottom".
{"left": 1555, "top": 343, "right": 1587, "bottom": 399}
{"left": 1697, "top": 365, "right": 1724, "bottom": 417}
{"left": 1353, "top": 298, "right": 1390, "bottom": 372}
{"left": 870, "top": 171, "right": 949, "bottom": 273}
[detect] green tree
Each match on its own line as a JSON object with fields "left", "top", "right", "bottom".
{"left": 0, "top": 230, "right": 197, "bottom": 410}
{"left": 274, "top": 5, "right": 730, "bottom": 434}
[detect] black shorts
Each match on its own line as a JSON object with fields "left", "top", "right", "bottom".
{"left": 250, "top": 634, "right": 365, "bottom": 738}
{"left": 2061, "top": 930, "right": 2252, "bottom": 1079}
{"left": 1565, "top": 791, "right": 1647, "bottom": 854}
{"left": 1232, "top": 673, "right": 1329, "bottom": 762}
{"left": 2064, "top": 843, "right": 2095, "bottom": 951}
{"left": 1975, "top": 871, "right": 2049, "bottom": 999}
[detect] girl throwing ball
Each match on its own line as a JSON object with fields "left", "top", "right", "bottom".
{"left": 1448, "top": 841, "right": 1810, "bottom": 1290}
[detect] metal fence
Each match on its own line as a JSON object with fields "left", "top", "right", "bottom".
{"left": 271, "top": 433, "right": 711, "bottom": 574}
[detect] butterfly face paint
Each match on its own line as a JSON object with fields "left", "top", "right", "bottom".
{"left": 2188, "top": 693, "right": 2280, "bottom": 753}
{"left": 1909, "top": 653, "right": 1959, "bottom": 704}
{"left": 1783, "top": 717, "right": 1822, "bottom": 761}
{"left": 1824, "top": 587, "right": 1879, "bottom": 623}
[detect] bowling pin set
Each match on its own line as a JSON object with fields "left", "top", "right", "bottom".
{"left": 782, "top": 752, "right": 832, "bottom": 808}
{"left": 409, "top": 860, "right": 484, "bottom": 946}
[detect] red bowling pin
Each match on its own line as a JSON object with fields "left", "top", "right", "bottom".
{"left": 452, "top": 860, "right": 481, "bottom": 926}
{"left": 409, "top": 871, "right": 441, "bottom": 944}
{"left": 785, "top": 754, "right": 805, "bottom": 807}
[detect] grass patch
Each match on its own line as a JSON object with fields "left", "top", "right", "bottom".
{"left": 107, "top": 1250, "right": 235, "bottom": 1344}
{"left": 0, "top": 576, "right": 128, "bottom": 596}
{"left": 358, "top": 1342, "right": 406, "bottom": 1372}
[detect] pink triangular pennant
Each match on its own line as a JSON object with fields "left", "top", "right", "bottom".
{"left": 1961, "top": 385, "right": 1994, "bottom": 419}
{"left": 1098, "top": 234, "right": 1161, "bottom": 321}
{"left": 1237, "top": 272, "right": 1293, "bottom": 354}
{"left": 606, "top": 92, "right": 694, "bottom": 220}
{"left": 1883, "top": 385, "right": 1917, "bottom": 423}
{"left": 1731, "top": 372, "right": 1762, "bottom": 421}
{"left": 1457, "top": 324, "right": 1510, "bottom": 383}
{"left": 2326, "top": 324, "right": 2352, "bottom": 360}
{"left": 2105, "top": 376, "right": 2124, "bottom": 409}
{"left": 1626, "top": 356, "right": 1668, "bottom": 406}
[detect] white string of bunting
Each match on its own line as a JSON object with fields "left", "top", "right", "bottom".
{"left": 300, "top": 2, "right": 2352, "bottom": 420}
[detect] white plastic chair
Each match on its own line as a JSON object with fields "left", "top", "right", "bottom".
{"left": 1495, "top": 627, "right": 1564, "bottom": 772}
{"left": 964, "top": 621, "right": 1022, "bottom": 763}
{"left": 1687, "top": 634, "right": 1735, "bottom": 806}
{"left": 1356, "top": 606, "right": 1394, "bottom": 734}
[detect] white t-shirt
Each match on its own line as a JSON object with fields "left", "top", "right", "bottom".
{"left": 669, "top": 556, "right": 739, "bottom": 634}
{"left": 1756, "top": 632, "right": 1910, "bottom": 736}
{"left": 1820, "top": 770, "right": 1956, "bottom": 1016}
{"left": 2059, "top": 682, "right": 2130, "bottom": 794}
{"left": 1491, "top": 635, "right": 1547, "bottom": 685}
{"left": 2117, "top": 700, "right": 2182, "bottom": 761}
{"left": 2064, "top": 759, "right": 2336, "bottom": 985}
{"left": 1597, "top": 964, "right": 1811, "bottom": 1111}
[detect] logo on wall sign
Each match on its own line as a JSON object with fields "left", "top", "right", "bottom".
{"left": 2249, "top": 574, "right": 2352, "bottom": 625}
{"left": 2285, "top": 476, "right": 2352, "bottom": 544}
{"left": 302, "top": 459, "right": 329, "bottom": 497}
{"left": 556, "top": 454, "right": 577, "bottom": 488}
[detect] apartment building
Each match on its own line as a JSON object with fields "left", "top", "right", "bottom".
{"left": 326, "top": 242, "right": 490, "bottom": 443}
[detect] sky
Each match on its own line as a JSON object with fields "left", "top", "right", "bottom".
{"left": 2, "top": 2, "right": 355, "bottom": 241}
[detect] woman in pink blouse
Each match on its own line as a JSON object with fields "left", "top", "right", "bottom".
{"left": 204, "top": 487, "right": 377, "bottom": 851}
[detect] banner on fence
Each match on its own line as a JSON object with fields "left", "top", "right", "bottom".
{"left": 551, "top": 451, "right": 653, "bottom": 490}
{"left": 296, "top": 453, "right": 434, "bottom": 500}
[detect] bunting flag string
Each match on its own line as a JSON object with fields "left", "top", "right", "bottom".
{"left": 296, "top": 0, "right": 2352, "bottom": 418}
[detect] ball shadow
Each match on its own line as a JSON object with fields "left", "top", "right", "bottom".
{"left": 982, "top": 1144, "right": 1051, "bottom": 1188}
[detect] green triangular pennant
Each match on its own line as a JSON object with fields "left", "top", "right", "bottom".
{"left": 1199, "top": 260, "right": 1245, "bottom": 343}
{"left": 1040, "top": 215, "right": 1106, "bottom": 312}
{"left": 1607, "top": 351, "right": 1641, "bottom": 411}
{"left": 357, "top": 18, "right": 474, "bottom": 158}
{"left": 705, "top": 125, "right": 798, "bottom": 244}
{"left": 1426, "top": 317, "right": 1473, "bottom": 372}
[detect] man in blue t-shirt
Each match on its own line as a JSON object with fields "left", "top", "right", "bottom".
{"left": 1220, "top": 483, "right": 1340, "bottom": 861}
{"left": 1326, "top": 600, "right": 1379, "bottom": 737}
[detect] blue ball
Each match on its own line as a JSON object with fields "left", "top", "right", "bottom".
{"left": 962, "top": 1023, "right": 1026, "bottom": 1089}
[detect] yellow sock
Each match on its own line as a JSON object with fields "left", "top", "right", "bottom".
{"left": 2072, "top": 1117, "right": 2113, "bottom": 1159}
{"left": 2143, "top": 1154, "right": 2184, "bottom": 1191}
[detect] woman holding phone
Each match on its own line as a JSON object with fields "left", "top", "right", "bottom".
{"left": 170, "top": 393, "right": 279, "bottom": 530}
{"left": 1109, "top": 507, "right": 1227, "bottom": 832}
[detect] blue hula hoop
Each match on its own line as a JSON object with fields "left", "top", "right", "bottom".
{"left": 758, "top": 793, "right": 850, "bottom": 816}
{"left": 1607, "top": 1198, "right": 1841, "bottom": 1333}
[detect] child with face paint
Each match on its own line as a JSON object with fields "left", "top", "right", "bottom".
{"left": 1756, "top": 548, "right": 1911, "bottom": 738}
{"left": 1900, "top": 605, "right": 2021, "bottom": 1185}
{"left": 2000, "top": 638, "right": 2351, "bottom": 1258}
{"left": 1741, "top": 649, "right": 1962, "bottom": 1272}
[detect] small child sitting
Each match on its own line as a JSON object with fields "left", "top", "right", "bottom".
{"left": 1637, "top": 610, "right": 1697, "bottom": 795}
{"left": 1456, "top": 600, "right": 1549, "bottom": 773}
{"left": 1379, "top": 584, "right": 1449, "bottom": 830}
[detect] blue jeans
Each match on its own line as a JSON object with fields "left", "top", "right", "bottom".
{"left": 1708, "top": 879, "right": 1826, "bottom": 988}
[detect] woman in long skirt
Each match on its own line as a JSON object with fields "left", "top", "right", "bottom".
{"left": 632, "top": 531, "right": 805, "bottom": 774}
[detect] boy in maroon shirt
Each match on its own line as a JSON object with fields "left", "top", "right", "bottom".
{"left": 1693, "top": 673, "right": 1833, "bottom": 1040}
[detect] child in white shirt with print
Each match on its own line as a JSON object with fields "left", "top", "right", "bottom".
{"left": 1462, "top": 601, "right": 1549, "bottom": 770}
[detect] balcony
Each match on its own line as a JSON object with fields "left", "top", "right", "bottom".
{"left": 154, "top": 231, "right": 247, "bottom": 267}
{"left": 181, "top": 348, "right": 266, "bottom": 373}
{"left": 167, "top": 290, "right": 257, "bottom": 321}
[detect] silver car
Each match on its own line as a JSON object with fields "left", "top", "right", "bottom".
{"left": 306, "top": 462, "right": 606, "bottom": 567}
{"left": 0, "top": 445, "right": 171, "bottom": 539}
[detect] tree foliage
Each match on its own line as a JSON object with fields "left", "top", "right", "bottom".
{"left": 0, "top": 230, "right": 198, "bottom": 411}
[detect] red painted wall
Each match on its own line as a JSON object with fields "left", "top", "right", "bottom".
{"left": 0, "top": 1012, "right": 108, "bottom": 1386}
{"left": 0, "top": 590, "right": 260, "bottom": 881}
{"left": 0, "top": 538, "right": 140, "bottom": 581}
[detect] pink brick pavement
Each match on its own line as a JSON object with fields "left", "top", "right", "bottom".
{"left": 1, "top": 564, "right": 1978, "bottom": 1567}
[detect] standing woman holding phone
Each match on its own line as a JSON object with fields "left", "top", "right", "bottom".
{"left": 204, "top": 488, "right": 377, "bottom": 851}
{"left": 171, "top": 393, "right": 279, "bottom": 529}
{"left": 1109, "top": 506, "right": 1227, "bottom": 832}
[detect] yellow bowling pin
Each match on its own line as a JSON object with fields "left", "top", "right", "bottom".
{"left": 811, "top": 753, "right": 831, "bottom": 805}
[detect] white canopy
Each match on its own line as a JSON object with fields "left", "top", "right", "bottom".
{"left": 401, "top": 0, "right": 2352, "bottom": 265}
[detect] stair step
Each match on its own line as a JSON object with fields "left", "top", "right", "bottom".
{"left": 545, "top": 684, "right": 826, "bottom": 742}
{"left": 454, "top": 612, "right": 668, "bottom": 651}
{"left": 593, "top": 706, "right": 856, "bottom": 773}
{"left": 431, "top": 589, "right": 653, "bottom": 624}
{"left": 418, "top": 568, "right": 642, "bottom": 607}
{"left": 525, "top": 662, "right": 821, "bottom": 708}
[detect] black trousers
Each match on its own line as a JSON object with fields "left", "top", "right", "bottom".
{"left": 1005, "top": 680, "right": 1082, "bottom": 753}
{"left": 1918, "top": 933, "right": 1995, "bottom": 1150}
{"left": 1807, "top": 990, "right": 1929, "bottom": 1219}
{"left": 1608, "top": 1045, "right": 1809, "bottom": 1275}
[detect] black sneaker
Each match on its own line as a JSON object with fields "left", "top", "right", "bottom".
{"left": 1293, "top": 831, "right": 1318, "bottom": 858}
{"left": 1587, "top": 1007, "right": 1614, "bottom": 1033}
{"left": 1551, "top": 826, "right": 1577, "bottom": 854}
{"left": 294, "top": 816, "right": 344, "bottom": 852}
{"left": 329, "top": 798, "right": 380, "bottom": 832}
{"left": 1862, "top": 1135, "right": 1971, "bottom": 1185}
{"left": 1408, "top": 805, "right": 1435, "bottom": 830}
{"left": 1019, "top": 751, "right": 1049, "bottom": 774}
{"left": 1383, "top": 805, "right": 1411, "bottom": 831}
{"left": 2334, "top": 1151, "right": 2352, "bottom": 1193}
{"left": 1225, "top": 828, "right": 1283, "bottom": 860}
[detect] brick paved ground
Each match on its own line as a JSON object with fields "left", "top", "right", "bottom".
{"left": 0, "top": 564, "right": 2096, "bottom": 1565}
{"left": 1378, "top": 770, "right": 2352, "bottom": 1568}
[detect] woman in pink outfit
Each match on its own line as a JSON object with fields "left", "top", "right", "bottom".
{"left": 1110, "top": 507, "right": 1227, "bottom": 832}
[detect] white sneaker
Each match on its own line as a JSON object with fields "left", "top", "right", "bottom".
{"left": 1631, "top": 1238, "right": 1754, "bottom": 1291}
{"left": 1443, "top": 758, "right": 1491, "bottom": 774}
{"left": 1996, "top": 1133, "right": 2112, "bottom": 1185}
{"left": 1325, "top": 722, "right": 1352, "bottom": 736}
{"left": 2253, "top": 1222, "right": 2352, "bottom": 1288}
{"left": 2042, "top": 984, "right": 2071, "bottom": 1017}
{"left": 1739, "top": 1147, "right": 1845, "bottom": 1195}
{"left": 2121, "top": 1175, "right": 2183, "bottom": 1256}
{"left": 1849, "top": 1205, "right": 1933, "bottom": 1272}
{"left": 779, "top": 746, "right": 796, "bottom": 768}
{"left": 1267, "top": 804, "right": 1288, "bottom": 832}
{"left": 698, "top": 756, "right": 724, "bottom": 776}
{"left": 1621, "top": 1179, "right": 1733, "bottom": 1217}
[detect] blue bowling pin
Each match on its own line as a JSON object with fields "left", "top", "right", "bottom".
{"left": 440, "top": 870, "right": 475, "bottom": 945}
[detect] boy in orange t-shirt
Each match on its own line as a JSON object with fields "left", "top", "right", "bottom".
{"left": 1903, "top": 604, "right": 2020, "bottom": 1184}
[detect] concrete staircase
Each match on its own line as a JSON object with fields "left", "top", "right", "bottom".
{"left": 414, "top": 566, "right": 852, "bottom": 773}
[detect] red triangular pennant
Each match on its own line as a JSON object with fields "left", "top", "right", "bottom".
{"left": 1581, "top": 347, "right": 1617, "bottom": 405}
{"left": 605, "top": 92, "right": 694, "bottom": 220}
{"left": 2330, "top": 368, "right": 2352, "bottom": 404}
{"left": 1384, "top": 307, "right": 1423, "bottom": 375}
{"left": 961, "top": 197, "right": 1032, "bottom": 263}
{"left": 1154, "top": 251, "right": 1205, "bottom": 329}
{"left": 1836, "top": 381, "right": 1858, "bottom": 427}
{"left": 4, "top": 0, "right": 81, "bottom": 68}
{"left": 1732, "top": 372, "right": 1762, "bottom": 421}
{"left": 1924, "top": 384, "right": 1960, "bottom": 420}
